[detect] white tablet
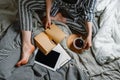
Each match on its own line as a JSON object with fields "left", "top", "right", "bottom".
{"left": 34, "top": 44, "right": 71, "bottom": 71}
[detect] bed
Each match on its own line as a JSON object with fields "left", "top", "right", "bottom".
{"left": 0, "top": 0, "right": 120, "bottom": 80}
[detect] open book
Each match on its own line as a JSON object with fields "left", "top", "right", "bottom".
{"left": 34, "top": 44, "right": 71, "bottom": 71}
{"left": 34, "top": 24, "right": 66, "bottom": 55}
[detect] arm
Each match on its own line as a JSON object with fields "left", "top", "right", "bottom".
{"left": 45, "top": 0, "right": 52, "bottom": 29}
{"left": 83, "top": 0, "right": 96, "bottom": 49}
{"left": 83, "top": 21, "right": 92, "bottom": 49}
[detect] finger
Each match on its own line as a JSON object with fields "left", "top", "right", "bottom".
{"left": 45, "top": 24, "right": 49, "bottom": 29}
{"left": 48, "top": 23, "right": 51, "bottom": 27}
{"left": 46, "top": 26, "right": 50, "bottom": 29}
{"left": 86, "top": 45, "right": 89, "bottom": 50}
{"left": 46, "top": 24, "right": 51, "bottom": 29}
{"left": 84, "top": 43, "right": 89, "bottom": 50}
{"left": 83, "top": 42, "right": 87, "bottom": 49}
{"left": 86, "top": 43, "right": 92, "bottom": 50}
{"left": 84, "top": 44, "right": 88, "bottom": 50}
{"left": 45, "top": 26, "right": 48, "bottom": 29}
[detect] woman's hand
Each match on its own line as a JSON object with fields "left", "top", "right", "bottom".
{"left": 83, "top": 21, "right": 92, "bottom": 50}
{"left": 45, "top": 0, "right": 52, "bottom": 29}
{"left": 83, "top": 36, "right": 92, "bottom": 50}
{"left": 45, "top": 16, "right": 51, "bottom": 29}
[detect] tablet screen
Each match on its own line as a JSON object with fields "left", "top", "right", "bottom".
{"left": 35, "top": 49, "right": 60, "bottom": 68}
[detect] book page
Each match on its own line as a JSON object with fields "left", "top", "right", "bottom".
{"left": 52, "top": 44, "right": 71, "bottom": 69}
{"left": 45, "top": 24, "right": 66, "bottom": 44}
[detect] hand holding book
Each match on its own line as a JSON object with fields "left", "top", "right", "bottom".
{"left": 34, "top": 24, "right": 66, "bottom": 55}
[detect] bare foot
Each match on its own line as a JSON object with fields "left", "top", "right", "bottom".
{"left": 16, "top": 43, "right": 35, "bottom": 67}
{"left": 51, "top": 13, "right": 66, "bottom": 23}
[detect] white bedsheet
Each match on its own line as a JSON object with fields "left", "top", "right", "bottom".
{"left": 92, "top": 0, "right": 120, "bottom": 65}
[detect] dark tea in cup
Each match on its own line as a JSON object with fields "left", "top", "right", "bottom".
{"left": 73, "top": 37, "right": 84, "bottom": 49}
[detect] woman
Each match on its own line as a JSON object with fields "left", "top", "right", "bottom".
{"left": 17, "top": 0, "right": 97, "bottom": 66}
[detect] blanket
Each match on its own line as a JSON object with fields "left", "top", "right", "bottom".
{"left": 0, "top": 0, "right": 120, "bottom": 80}
{"left": 92, "top": 0, "right": 120, "bottom": 65}
{"left": 0, "top": 0, "right": 17, "bottom": 39}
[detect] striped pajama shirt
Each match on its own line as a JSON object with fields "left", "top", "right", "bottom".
{"left": 18, "top": 0, "right": 97, "bottom": 36}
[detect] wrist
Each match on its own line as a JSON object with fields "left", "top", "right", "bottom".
{"left": 87, "top": 33, "right": 92, "bottom": 39}
{"left": 46, "top": 15, "right": 50, "bottom": 19}
{"left": 46, "top": 12, "right": 50, "bottom": 17}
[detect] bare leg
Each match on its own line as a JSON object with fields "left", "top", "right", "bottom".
{"left": 51, "top": 13, "right": 67, "bottom": 23}
{"left": 16, "top": 31, "right": 35, "bottom": 67}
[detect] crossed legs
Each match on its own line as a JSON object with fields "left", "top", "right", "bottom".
{"left": 17, "top": 0, "right": 46, "bottom": 67}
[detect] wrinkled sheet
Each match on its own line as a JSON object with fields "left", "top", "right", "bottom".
{"left": 0, "top": 0, "right": 17, "bottom": 39}
{"left": 0, "top": 21, "right": 90, "bottom": 80}
{"left": 92, "top": 0, "right": 120, "bottom": 65}
{"left": 0, "top": 0, "right": 120, "bottom": 80}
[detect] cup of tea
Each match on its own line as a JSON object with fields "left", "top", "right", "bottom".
{"left": 73, "top": 37, "right": 84, "bottom": 50}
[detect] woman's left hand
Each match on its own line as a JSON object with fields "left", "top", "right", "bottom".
{"left": 83, "top": 36, "right": 92, "bottom": 50}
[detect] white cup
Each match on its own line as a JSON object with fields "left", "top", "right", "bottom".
{"left": 73, "top": 37, "right": 84, "bottom": 50}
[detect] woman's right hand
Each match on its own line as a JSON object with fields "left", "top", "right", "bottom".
{"left": 45, "top": 16, "right": 51, "bottom": 29}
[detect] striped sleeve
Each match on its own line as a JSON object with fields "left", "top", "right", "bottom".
{"left": 50, "top": 0, "right": 60, "bottom": 16}
{"left": 84, "top": 0, "right": 96, "bottom": 22}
